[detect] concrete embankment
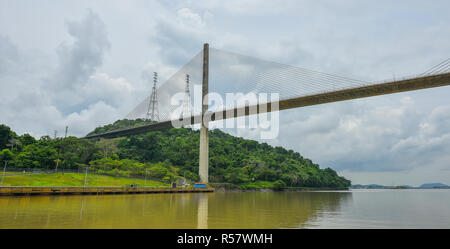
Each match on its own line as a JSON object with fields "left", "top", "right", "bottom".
{"left": 0, "top": 186, "right": 214, "bottom": 196}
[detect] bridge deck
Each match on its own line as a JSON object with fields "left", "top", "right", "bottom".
{"left": 84, "top": 72, "right": 450, "bottom": 139}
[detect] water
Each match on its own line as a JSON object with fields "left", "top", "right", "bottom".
{"left": 0, "top": 189, "right": 449, "bottom": 228}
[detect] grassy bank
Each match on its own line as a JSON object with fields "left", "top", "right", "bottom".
{"left": 0, "top": 172, "right": 169, "bottom": 187}
{"left": 240, "top": 181, "right": 275, "bottom": 190}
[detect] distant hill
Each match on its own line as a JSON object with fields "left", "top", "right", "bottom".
{"left": 419, "top": 183, "right": 449, "bottom": 189}
{"left": 352, "top": 184, "right": 388, "bottom": 189}
{"left": 352, "top": 183, "right": 449, "bottom": 189}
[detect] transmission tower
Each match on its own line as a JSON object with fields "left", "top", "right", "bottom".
{"left": 181, "top": 74, "right": 192, "bottom": 119}
{"left": 146, "top": 72, "right": 159, "bottom": 122}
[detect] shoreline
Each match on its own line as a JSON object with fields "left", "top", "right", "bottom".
{"left": 213, "top": 187, "right": 350, "bottom": 192}
{"left": 0, "top": 186, "right": 214, "bottom": 196}
{"left": 210, "top": 182, "right": 349, "bottom": 192}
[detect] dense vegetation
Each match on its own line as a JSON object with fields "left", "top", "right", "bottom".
{"left": 0, "top": 120, "right": 351, "bottom": 189}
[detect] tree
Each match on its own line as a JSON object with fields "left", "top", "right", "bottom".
{"left": 97, "top": 138, "right": 119, "bottom": 158}
{"left": 0, "top": 124, "right": 17, "bottom": 150}
{"left": 16, "top": 143, "right": 58, "bottom": 169}
{"left": 20, "top": 134, "right": 36, "bottom": 147}
{"left": 148, "top": 163, "right": 173, "bottom": 181}
{"left": 225, "top": 168, "right": 250, "bottom": 184}
{"left": 0, "top": 149, "right": 14, "bottom": 161}
{"left": 273, "top": 180, "right": 286, "bottom": 190}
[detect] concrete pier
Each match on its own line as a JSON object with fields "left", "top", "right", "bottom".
{"left": 0, "top": 186, "right": 214, "bottom": 196}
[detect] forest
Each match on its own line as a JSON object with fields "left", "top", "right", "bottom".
{"left": 0, "top": 120, "right": 351, "bottom": 189}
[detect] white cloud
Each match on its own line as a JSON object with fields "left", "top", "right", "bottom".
{"left": 176, "top": 8, "right": 206, "bottom": 28}
{"left": 0, "top": 10, "right": 138, "bottom": 138}
{"left": 180, "top": 0, "right": 299, "bottom": 15}
{"left": 63, "top": 101, "right": 121, "bottom": 136}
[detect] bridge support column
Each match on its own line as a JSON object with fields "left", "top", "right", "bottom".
{"left": 199, "top": 43, "right": 209, "bottom": 183}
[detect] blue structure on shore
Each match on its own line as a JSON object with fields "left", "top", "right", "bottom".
{"left": 193, "top": 183, "right": 207, "bottom": 188}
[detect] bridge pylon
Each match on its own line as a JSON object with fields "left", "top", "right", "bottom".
{"left": 146, "top": 72, "right": 159, "bottom": 122}
{"left": 199, "top": 43, "right": 209, "bottom": 183}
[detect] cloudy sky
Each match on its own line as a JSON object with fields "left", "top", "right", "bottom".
{"left": 1, "top": 0, "right": 449, "bottom": 186}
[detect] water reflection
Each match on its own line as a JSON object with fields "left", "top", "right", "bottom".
{"left": 0, "top": 191, "right": 352, "bottom": 229}
{"left": 79, "top": 198, "right": 84, "bottom": 220}
{"left": 197, "top": 194, "right": 208, "bottom": 229}
{"left": 207, "top": 192, "right": 353, "bottom": 228}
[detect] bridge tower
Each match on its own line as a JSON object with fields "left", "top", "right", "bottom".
{"left": 146, "top": 72, "right": 160, "bottom": 122}
{"left": 199, "top": 43, "right": 209, "bottom": 183}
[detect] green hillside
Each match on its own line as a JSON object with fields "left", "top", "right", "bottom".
{"left": 1, "top": 120, "right": 351, "bottom": 189}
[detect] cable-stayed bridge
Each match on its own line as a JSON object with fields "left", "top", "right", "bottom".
{"left": 84, "top": 44, "right": 450, "bottom": 183}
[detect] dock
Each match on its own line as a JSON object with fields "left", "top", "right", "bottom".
{"left": 0, "top": 186, "right": 214, "bottom": 196}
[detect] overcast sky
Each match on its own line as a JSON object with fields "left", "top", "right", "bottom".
{"left": 1, "top": 0, "right": 450, "bottom": 186}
